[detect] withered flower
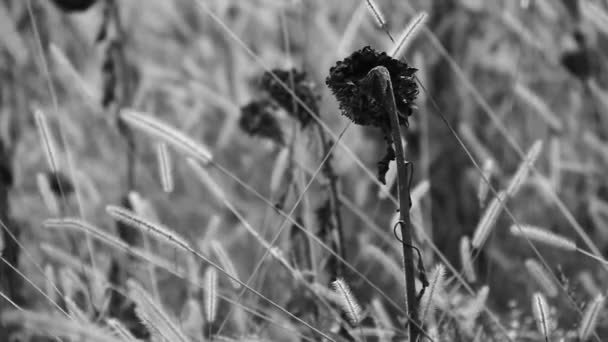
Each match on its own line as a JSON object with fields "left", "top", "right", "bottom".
{"left": 326, "top": 46, "right": 418, "bottom": 183}
{"left": 239, "top": 100, "right": 284, "bottom": 145}
{"left": 260, "top": 68, "right": 320, "bottom": 127}
{"left": 326, "top": 46, "right": 418, "bottom": 130}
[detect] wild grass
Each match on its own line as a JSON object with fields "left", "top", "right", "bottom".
{"left": 2, "top": 0, "right": 608, "bottom": 341}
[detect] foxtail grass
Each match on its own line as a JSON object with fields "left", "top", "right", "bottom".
{"left": 106, "top": 205, "right": 190, "bottom": 247}
{"left": 119, "top": 108, "right": 213, "bottom": 164}
{"left": 420, "top": 264, "right": 446, "bottom": 324}
{"left": 128, "top": 278, "right": 190, "bottom": 342}
{"left": 510, "top": 224, "right": 608, "bottom": 265}
{"left": 204, "top": 266, "right": 219, "bottom": 323}
{"left": 471, "top": 190, "right": 506, "bottom": 249}
{"left": 270, "top": 147, "right": 290, "bottom": 194}
{"left": 510, "top": 225, "right": 576, "bottom": 251}
{"left": 156, "top": 142, "right": 174, "bottom": 193}
{"left": 106, "top": 318, "right": 138, "bottom": 341}
{"left": 513, "top": 84, "right": 562, "bottom": 131}
{"left": 331, "top": 278, "right": 362, "bottom": 326}
{"left": 362, "top": 244, "right": 404, "bottom": 286}
{"left": 477, "top": 159, "right": 494, "bottom": 208}
{"left": 505, "top": 140, "right": 543, "bottom": 198}
{"left": 210, "top": 240, "right": 241, "bottom": 289}
{"left": 459, "top": 236, "right": 477, "bottom": 283}
{"left": 525, "top": 259, "right": 558, "bottom": 298}
{"left": 578, "top": 294, "right": 605, "bottom": 341}
{"left": 531, "top": 292, "right": 551, "bottom": 342}
{"left": 1, "top": 310, "right": 115, "bottom": 342}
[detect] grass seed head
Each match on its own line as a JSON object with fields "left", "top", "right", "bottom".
{"left": 531, "top": 292, "right": 551, "bottom": 340}
{"left": 579, "top": 294, "right": 605, "bottom": 340}
{"left": 331, "top": 278, "right": 362, "bottom": 326}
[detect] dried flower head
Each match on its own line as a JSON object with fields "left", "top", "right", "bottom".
{"left": 239, "top": 100, "right": 284, "bottom": 144}
{"left": 326, "top": 46, "right": 418, "bottom": 130}
{"left": 260, "top": 68, "right": 320, "bottom": 127}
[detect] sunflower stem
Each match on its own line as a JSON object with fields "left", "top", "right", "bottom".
{"left": 363, "top": 66, "right": 420, "bottom": 340}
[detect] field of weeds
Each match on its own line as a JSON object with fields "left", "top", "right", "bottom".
{"left": 1, "top": 0, "right": 608, "bottom": 341}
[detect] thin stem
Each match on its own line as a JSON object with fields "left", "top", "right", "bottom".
{"left": 107, "top": 0, "right": 136, "bottom": 189}
{"left": 316, "top": 125, "right": 346, "bottom": 278}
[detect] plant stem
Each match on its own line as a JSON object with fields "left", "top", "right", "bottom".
{"left": 366, "top": 66, "right": 419, "bottom": 340}
{"left": 107, "top": 0, "right": 136, "bottom": 190}
{"left": 316, "top": 125, "right": 345, "bottom": 278}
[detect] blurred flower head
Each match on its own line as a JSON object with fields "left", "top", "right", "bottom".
{"left": 239, "top": 99, "right": 284, "bottom": 145}
{"left": 260, "top": 68, "right": 320, "bottom": 127}
{"left": 325, "top": 46, "right": 418, "bottom": 129}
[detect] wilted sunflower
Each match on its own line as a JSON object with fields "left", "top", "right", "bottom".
{"left": 260, "top": 68, "right": 320, "bottom": 127}
{"left": 326, "top": 46, "right": 418, "bottom": 184}
{"left": 326, "top": 46, "right": 418, "bottom": 130}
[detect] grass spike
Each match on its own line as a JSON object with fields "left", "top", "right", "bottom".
{"left": 531, "top": 292, "right": 551, "bottom": 342}
{"left": 204, "top": 266, "right": 219, "bottom": 323}
{"left": 505, "top": 140, "right": 543, "bottom": 198}
{"left": 120, "top": 108, "right": 213, "bottom": 164}
{"left": 419, "top": 264, "right": 446, "bottom": 323}
{"left": 510, "top": 224, "right": 576, "bottom": 251}
{"left": 331, "top": 278, "right": 362, "bottom": 326}
{"left": 471, "top": 190, "right": 507, "bottom": 249}
{"left": 128, "top": 278, "right": 190, "bottom": 342}
{"left": 210, "top": 240, "right": 241, "bottom": 289}
{"left": 525, "top": 259, "right": 558, "bottom": 297}
{"left": 578, "top": 294, "right": 605, "bottom": 341}
{"left": 477, "top": 158, "right": 494, "bottom": 208}
{"left": 156, "top": 142, "right": 174, "bottom": 193}
{"left": 106, "top": 205, "right": 190, "bottom": 247}
{"left": 270, "top": 147, "right": 290, "bottom": 194}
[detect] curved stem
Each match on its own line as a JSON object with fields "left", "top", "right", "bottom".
{"left": 364, "top": 66, "right": 419, "bottom": 340}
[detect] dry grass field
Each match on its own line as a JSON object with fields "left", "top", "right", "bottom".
{"left": 1, "top": 0, "right": 608, "bottom": 341}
